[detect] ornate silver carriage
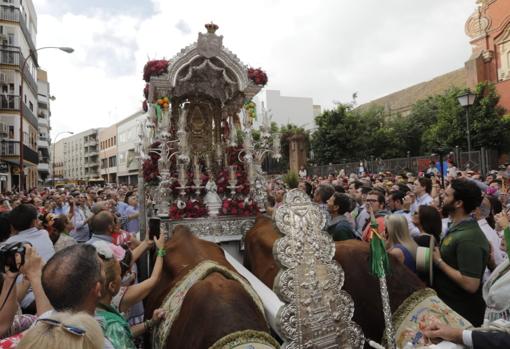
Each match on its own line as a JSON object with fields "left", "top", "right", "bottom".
{"left": 139, "top": 23, "right": 280, "bottom": 244}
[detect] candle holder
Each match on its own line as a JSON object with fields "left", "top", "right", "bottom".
{"left": 192, "top": 164, "right": 204, "bottom": 196}
{"left": 177, "top": 163, "right": 189, "bottom": 197}
{"left": 227, "top": 165, "right": 239, "bottom": 196}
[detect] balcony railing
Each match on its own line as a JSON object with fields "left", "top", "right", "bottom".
{"left": 37, "top": 163, "right": 49, "bottom": 172}
{"left": 0, "top": 5, "right": 37, "bottom": 55}
{"left": 0, "top": 47, "right": 39, "bottom": 93}
{"left": 0, "top": 95, "right": 38, "bottom": 129}
{"left": 0, "top": 94, "right": 19, "bottom": 110}
{"left": 0, "top": 140, "right": 39, "bottom": 164}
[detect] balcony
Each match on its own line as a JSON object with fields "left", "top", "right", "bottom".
{"left": 85, "top": 139, "right": 98, "bottom": 146}
{"left": 0, "top": 95, "right": 38, "bottom": 129}
{"left": 37, "top": 162, "right": 49, "bottom": 172}
{"left": 0, "top": 140, "right": 39, "bottom": 165}
{"left": 38, "top": 117, "right": 49, "bottom": 128}
{"left": 0, "top": 47, "right": 38, "bottom": 93}
{"left": 0, "top": 5, "right": 37, "bottom": 56}
{"left": 37, "top": 138, "right": 49, "bottom": 148}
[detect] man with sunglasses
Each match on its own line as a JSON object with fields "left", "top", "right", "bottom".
{"left": 40, "top": 244, "right": 115, "bottom": 349}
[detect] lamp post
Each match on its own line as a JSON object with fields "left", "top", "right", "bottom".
{"left": 19, "top": 46, "right": 73, "bottom": 191}
{"left": 52, "top": 131, "right": 73, "bottom": 188}
{"left": 457, "top": 90, "right": 477, "bottom": 170}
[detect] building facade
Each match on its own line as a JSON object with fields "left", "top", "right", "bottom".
{"left": 56, "top": 128, "right": 100, "bottom": 181}
{"left": 99, "top": 124, "right": 117, "bottom": 183}
{"left": 52, "top": 139, "right": 64, "bottom": 182}
{"left": 36, "top": 68, "right": 50, "bottom": 184}
{"left": 465, "top": 0, "right": 510, "bottom": 110}
{"left": 117, "top": 111, "right": 144, "bottom": 185}
{"left": 0, "top": 0, "right": 40, "bottom": 191}
{"left": 254, "top": 90, "right": 321, "bottom": 128}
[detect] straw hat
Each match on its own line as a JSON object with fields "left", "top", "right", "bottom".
{"left": 416, "top": 236, "right": 436, "bottom": 285}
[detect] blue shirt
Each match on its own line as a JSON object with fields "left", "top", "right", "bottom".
{"left": 52, "top": 203, "right": 70, "bottom": 216}
{"left": 116, "top": 201, "right": 129, "bottom": 217}
{"left": 124, "top": 205, "right": 139, "bottom": 233}
{"left": 70, "top": 207, "right": 90, "bottom": 242}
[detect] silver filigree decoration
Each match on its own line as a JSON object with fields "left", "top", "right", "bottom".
{"left": 273, "top": 189, "right": 364, "bottom": 348}
{"left": 164, "top": 216, "right": 255, "bottom": 243}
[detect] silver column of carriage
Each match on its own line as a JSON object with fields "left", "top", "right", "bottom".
{"left": 273, "top": 190, "right": 365, "bottom": 348}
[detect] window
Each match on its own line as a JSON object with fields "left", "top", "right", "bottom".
{"left": 7, "top": 33, "right": 14, "bottom": 46}
{"left": 109, "top": 156, "right": 116, "bottom": 167}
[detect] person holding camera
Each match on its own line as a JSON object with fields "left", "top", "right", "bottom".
{"left": 0, "top": 244, "right": 52, "bottom": 339}
{"left": 4, "top": 204, "right": 54, "bottom": 312}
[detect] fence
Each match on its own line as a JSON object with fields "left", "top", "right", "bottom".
{"left": 310, "top": 148, "right": 499, "bottom": 177}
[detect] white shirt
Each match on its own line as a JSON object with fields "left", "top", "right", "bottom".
{"left": 411, "top": 193, "right": 433, "bottom": 214}
{"left": 478, "top": 218, "right": 505, "bottom": 282}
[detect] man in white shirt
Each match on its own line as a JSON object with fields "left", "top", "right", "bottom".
{"left": 5, "top": 204, "right": 55, "bottom": 309}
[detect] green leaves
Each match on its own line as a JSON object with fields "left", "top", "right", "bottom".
{"left": 310, "top": 82, "right": 508, "bottom": 165}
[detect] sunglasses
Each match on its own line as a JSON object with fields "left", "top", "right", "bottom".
{"left": 37, "top": 318, "right": 86, "bottom": 336}
{"left": 97, "top": 251, "right": 113, "bottom": 261}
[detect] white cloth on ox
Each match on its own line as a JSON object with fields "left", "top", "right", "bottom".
{"left": 152, "top": 260, "right": 267, "bottom": 349}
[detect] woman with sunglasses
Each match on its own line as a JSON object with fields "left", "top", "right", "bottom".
{"left": 17, "top": 311, "right": 104, "bottom": 349}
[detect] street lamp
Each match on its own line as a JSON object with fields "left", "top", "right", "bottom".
{"left": 19, "top": 46, "right": 74, "bottom": 191}
{"left": 52, "top": 131, "right": 73, "bottom": 187}
{"left": 457, "top": 90, "right": 476, "bottom": 170}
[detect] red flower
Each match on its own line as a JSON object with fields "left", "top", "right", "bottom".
{"left": 143, "top": 59, "right": 170, "bottom": 82}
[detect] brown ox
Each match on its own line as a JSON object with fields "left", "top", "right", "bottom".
{"left": 145, "top": 225, "right": 271, "bottom": 349}
{"left": 244, "top": 215, "right": 425, "bottom": 343}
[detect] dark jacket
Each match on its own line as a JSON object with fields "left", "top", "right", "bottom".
{"left": 473, "top": 330, "right": 510, "bottom": 349}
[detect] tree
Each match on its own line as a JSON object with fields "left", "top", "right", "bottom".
{"left": 310, "top": 82, "right": 509, "bottom": 165}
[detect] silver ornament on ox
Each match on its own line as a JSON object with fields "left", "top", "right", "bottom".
{"left": 273, "top": 189, "right": 364, "bottom": 349}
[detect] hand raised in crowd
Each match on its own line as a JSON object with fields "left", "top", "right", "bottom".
{"left": 155, "top": 230, "right": 167, "bottom": 250}
{"left": 19, "top": 245, "right": 44, "bottom": 282}
{"left": 495, "top": 211, "right": 509, "bottom": 231}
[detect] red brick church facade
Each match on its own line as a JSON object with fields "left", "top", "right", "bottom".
{"left": 465, "top": 0, "right": 510, "bottom": 110}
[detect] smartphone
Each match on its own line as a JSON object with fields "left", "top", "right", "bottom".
{"left": 148, "top": 217, "right": 161, "bottom": 240}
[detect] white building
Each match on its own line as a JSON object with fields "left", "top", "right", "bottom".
{"left": 0, "top": 0, "right": 40, "bottom": 191}
{"left": 53, "top": 128, "right": 100, "bottom": 182}
{"left": 37, "top": 68, "right": 50, "bottom": 184}
{"left": 254, "top": 89, "right": 321, "bottom": 128}
{"left": 117, "top": 111, "right": 144, "bottom": 185}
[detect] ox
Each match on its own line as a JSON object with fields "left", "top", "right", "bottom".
{"left": 145, "top": 225, "right": 278, "bottom": 349}
{"left": 244, "top": 215, "right": 425, "bottom": 343}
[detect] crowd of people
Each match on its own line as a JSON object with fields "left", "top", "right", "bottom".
{"left": 0, "top": 185, "right": 169, "bottom": 348}
{"left": 266, "top": 163, "right": 510, "bottom": 348}
{"left": 0, "top": 163, "right": 510, "bottom": 348}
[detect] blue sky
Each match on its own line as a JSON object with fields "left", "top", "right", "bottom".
{"left": 32, "top": 0, "right": 478, "bottom": 136}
